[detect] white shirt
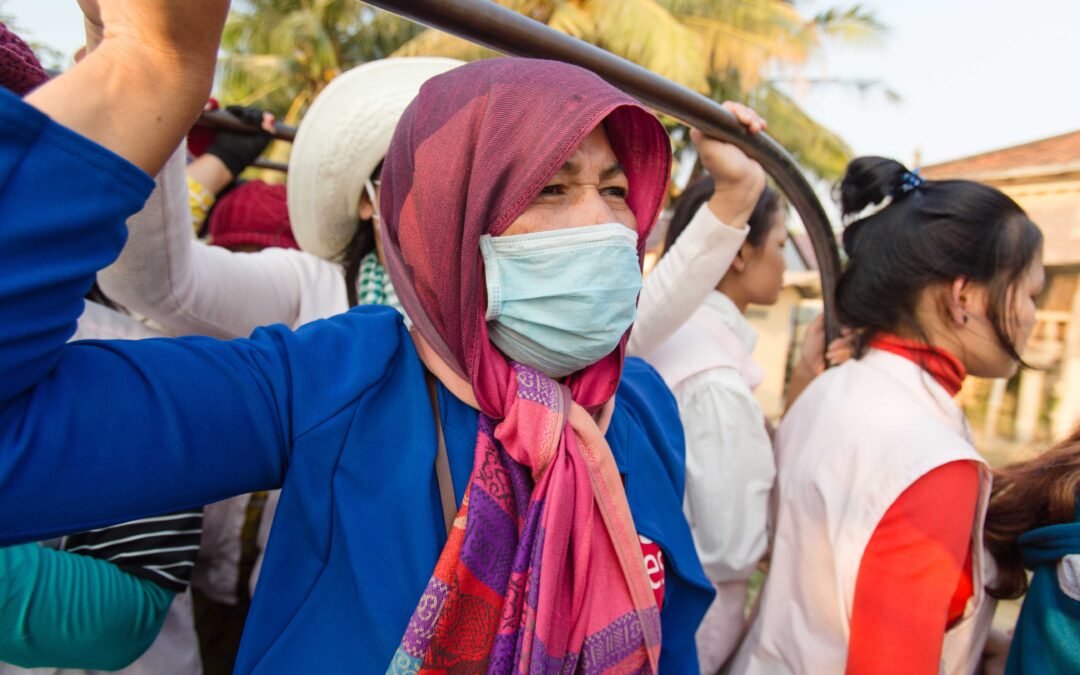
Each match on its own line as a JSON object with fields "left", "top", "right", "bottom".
{"left": 645, "top": 290, "right": 774, "bottom": 673}
{"left": 98, "top": 147, "right": 348, "bottom": 340}
{"left": 631, "top": 201, "right": 763, "bottom": 673}
{"left": 628, "top": 203, "right": 748, "bottom": 358}
{"left": 728, "top": 351, "right": 994, "bottom": 675}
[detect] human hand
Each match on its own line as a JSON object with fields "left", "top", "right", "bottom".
{"left": 691, "top": 102, "right": 767, "bottom": 226}
{"left": 77, "top": 1, "right": 230, "bottom": 72}
{"left": 30, "top": 1, "right": 232, "bottom": 175}
{"left": 206, "top": 106, "right": 277, "bottom": 179}
{"left": 799, "top": 314, "right": 857, "bottom": 374}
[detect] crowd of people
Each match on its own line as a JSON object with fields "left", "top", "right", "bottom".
{"left": 0, "top": 2, "right": 1077, "bottom": 674}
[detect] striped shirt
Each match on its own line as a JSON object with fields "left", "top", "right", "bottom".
{"left": 60, "top": 510, "right": 204, "bottom": 593}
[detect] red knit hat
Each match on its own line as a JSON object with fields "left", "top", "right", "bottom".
{"left": 0, "top": 22, "right": 48, "bottom": 96}
{"left": 208, "top": 181, "right": 299, "bottom": 250}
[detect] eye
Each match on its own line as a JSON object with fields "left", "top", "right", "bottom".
{"left": 601, "top": 185, "right": 628, "bottom": 199}
{"left": 539, "top": 184, "right": 566, "bottom": 196}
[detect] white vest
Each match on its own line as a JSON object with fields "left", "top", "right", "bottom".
{"left": 728, "top": 350, "right": 995, "bottom": 675}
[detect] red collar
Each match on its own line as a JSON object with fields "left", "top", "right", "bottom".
{"left": 868, "top": 333, "right": 966, "bottom": 397}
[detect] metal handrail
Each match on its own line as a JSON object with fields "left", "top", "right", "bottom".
{"left": 363, "top": 0, "right": 842, "bottom": 340}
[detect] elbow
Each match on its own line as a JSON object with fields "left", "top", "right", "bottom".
{"left": 92, "top": 582, "right": 174, "bottom": 670}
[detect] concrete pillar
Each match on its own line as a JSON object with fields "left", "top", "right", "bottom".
{"left": 1054, "top": 280, "right": 1080, "bottom": 437}
{"left": 984, "top": 378, "right": 1008, "bottom": 440}
{"left": 1015, "top": 369, "right": 1046, "bottom": 443}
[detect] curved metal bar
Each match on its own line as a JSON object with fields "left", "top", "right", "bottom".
{"left": 363, "top": 0, "right": 842, "bottom": 341}
{"left": 196, "top": 110, "right": 297, "bottom": 142}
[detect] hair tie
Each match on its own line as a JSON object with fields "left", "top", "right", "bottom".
{"left": 895, "top": 169, "right": 925, "bottom": 195}
{"left": 842, "top": 168, "right": 925, "bottom": 226}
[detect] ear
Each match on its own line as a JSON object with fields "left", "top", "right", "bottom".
{"left": 357, "top": 190, "right": 375, "bottom": 221}
{"left": 948, "top": 277, "right": 970, "bottom": 326}
{"left": 731, "top": 242, "right": 751, "bottom": 273}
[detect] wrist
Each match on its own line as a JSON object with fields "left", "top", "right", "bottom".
{"left": 96, "top": 36, "right": 216, "bottom": 102}
{"left": 793, "top": 352, "right": 821, "bottom": 378}
{"left": 706, "top": 176, "right": 765, "bottom": 228}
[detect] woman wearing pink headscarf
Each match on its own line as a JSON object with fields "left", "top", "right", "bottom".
{"left": 0, "top": 6, "right": 719, "bottom": 670}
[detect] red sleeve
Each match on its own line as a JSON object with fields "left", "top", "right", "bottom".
{"left": 845, "top": 460, "right": 979, "bottom": 675}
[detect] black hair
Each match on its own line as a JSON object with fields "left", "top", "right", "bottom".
{"left": 340, "top": 160, "right": 383, "bottom": 307}
{"left": 86, "top": 282, "right": 121, "bottom": 312}
{"left": 836, "top": 156, "right": 1043, "bottom": 360}
{"left": 663, "top": 176, "right": 783, "bottom": 255}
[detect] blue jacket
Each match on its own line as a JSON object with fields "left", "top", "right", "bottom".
{"left": 1006, "top": 519, "right": 1080, "bottom": 674}
{"left": 0, "top": 89, "right": 713, "bottom": 673}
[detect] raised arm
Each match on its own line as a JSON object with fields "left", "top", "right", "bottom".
{"left": 25, "top": 1, "right": 226, "bottom": 177}
{"left": 629, "top": 109, "right": 767, "bottom": 357}
{"left": 0, "top": 91, "right": 408, "bottom": 542}
{"left": 98, "top": 144, "right": 346, "bottom": 339}
{"left": 0, "top": 3, "right": 403, "bottom": 544}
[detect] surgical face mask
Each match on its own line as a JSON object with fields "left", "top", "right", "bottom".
{"left": 480, "top": 222, "right": 642, "bottom": 378}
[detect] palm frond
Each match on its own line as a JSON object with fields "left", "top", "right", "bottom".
{"left": 748, "top": 82, "right": 853, "bottom": 179}
{"left": 583, "top": 0, "right": 708, "bottom": 92}
{"left": 809, "top": 5, "right": 886, "bottom": 44}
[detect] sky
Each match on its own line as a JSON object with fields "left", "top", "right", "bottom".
{"left": 6, "top": 0, "right": 1080, "bottom": 167}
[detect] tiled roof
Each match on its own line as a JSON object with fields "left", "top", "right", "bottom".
{"left": 922, "top": 130, "right": 1080, "bottom": 179}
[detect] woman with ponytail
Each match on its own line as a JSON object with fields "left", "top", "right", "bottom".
{"left": 986, "top": 428, "right": 1080, "bottom": 673}
{"left": 729, "top": 156, "right": 1044, "bottom": 675}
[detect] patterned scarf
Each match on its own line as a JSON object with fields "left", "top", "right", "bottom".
{"left": 379, "top": 59, "right": 672, "bottom": 673}
{"left": 358, "top": 250, "right": 402, "bottom": 313}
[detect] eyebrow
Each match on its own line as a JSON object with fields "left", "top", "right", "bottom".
{"left": 601, "top": 163, "right": 626, "bottom": 180}
{"left": 554, "top": 160, "right": 626, "bottom": 179}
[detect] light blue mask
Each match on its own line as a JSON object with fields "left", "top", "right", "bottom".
{"left": 480, "top": 222, "right": 642, "bottom": 378}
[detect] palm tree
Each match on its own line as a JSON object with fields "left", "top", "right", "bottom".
{"left": 220, "top": 0, "right": 424, "bottom": 125}
{"left": 392, "top": 0, "right": 886, "bottom": 178}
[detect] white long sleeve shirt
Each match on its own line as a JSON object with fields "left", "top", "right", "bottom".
{"left": 638, "top": 207, "right": 774, "bottom": 673}
{"left": 651, "top": 293, "right": 775, "bottom": 674}
{"left": 97, "top": 146, "right": 348, "bottom": 339}
{"left": 628, "top": 202, "right": 748, "bottom": 358}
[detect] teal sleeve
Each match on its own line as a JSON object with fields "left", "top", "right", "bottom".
{"left": 0, "top": 543, "right": 174, "bottom": 670}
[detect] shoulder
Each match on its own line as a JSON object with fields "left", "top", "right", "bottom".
{"left": 252, "top": 305, "right": 418, "bottom": 434}
{"left": 618, "top": 357, "right": 680, "bottom": 422}
{"left": 615, "top": 357, "right": 685, "bottom": 488}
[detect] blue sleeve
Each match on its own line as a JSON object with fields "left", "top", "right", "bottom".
{"left": 0, "top": 89, "right": 153, "bottom": 406}
{"left": 0, "top": 543, "right": 173, "bottom": 670}
{"left": 0, "top": 90, "right": 406, "bottom": 544}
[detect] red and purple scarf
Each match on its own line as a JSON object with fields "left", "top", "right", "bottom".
{"left": 380, "top": 58, "right": 672, "bottom": 673}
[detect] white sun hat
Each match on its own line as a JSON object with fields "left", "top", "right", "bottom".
{"left": 288, "top": 57, "right": 465, "bottom": 260}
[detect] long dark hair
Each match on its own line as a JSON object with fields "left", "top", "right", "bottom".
{"left": 836, "top": 156, "right": 1042, "bottom": 358}
{"left": 664, "top": 176, "right": 783, "bottom": 255}
{"left": 986, "top": 427, "right": 1080, "bottom": 598}
{"left": 340, "top": 161, "right": 383, "bottom": 307}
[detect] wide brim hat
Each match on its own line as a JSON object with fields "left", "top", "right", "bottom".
{"left": 288, "top": 57, "right": 465, "bottom": 260}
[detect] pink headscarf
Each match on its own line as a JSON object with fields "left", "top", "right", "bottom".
{"left": 381, "top": 59, "right": 672, "bottom": 672}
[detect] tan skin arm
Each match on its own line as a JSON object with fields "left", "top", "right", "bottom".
{"left": 26, "top": 1, "right": 229, "bottom": 177}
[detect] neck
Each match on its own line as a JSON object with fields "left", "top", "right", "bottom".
{"left": 715, "top": 278, "right": 749, "bottom": 314}
{"left": 870, "top": 332, "right": 967, "bottom": 397}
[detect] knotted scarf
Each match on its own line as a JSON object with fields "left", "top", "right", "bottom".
{"left": 379, "top": 58, "right": 671, "bottom": 673}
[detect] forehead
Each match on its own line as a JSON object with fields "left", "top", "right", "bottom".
{"left": 555, "top": 125, "right": 618, "bottom": 171}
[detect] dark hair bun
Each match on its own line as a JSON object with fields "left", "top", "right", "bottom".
{"left": 838, "top": 156, "right": 909, "bottom": 218}
{"left": 833, "top": 154, "right": 1042, "bottom": 363}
